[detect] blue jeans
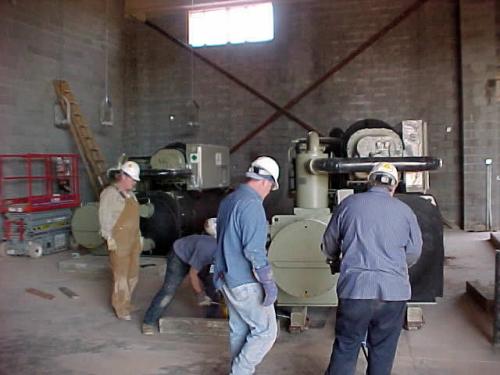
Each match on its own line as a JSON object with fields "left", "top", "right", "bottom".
{"left": 325, "top": 299, "right": 406, "bottom": 375}
{"left": 143, "top": 251, "right": 190, "bottom": 325}
{"left": 222, "top": 282, "right": 277, "bottom": 375}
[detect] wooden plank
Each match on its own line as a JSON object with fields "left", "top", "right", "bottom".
{"left": 59, "top": 287, "right": 80, "bottom": 299}
{"left": 159, "top": 317, "right": 229, "bottom": 337}
{"left": 26, "top": 288, "right": 55, "bottom": 300}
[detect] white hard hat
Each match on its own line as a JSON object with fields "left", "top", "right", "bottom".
{"left": 121, "top": 161, "right": 140, "bottom": 181}
{"left": 368, "top": 162, "right": 398, "bottom": 186}
{"left": 246, "top": 156, "right": 280, "bottom": 191}
{"left": 204, "top": 218, "right": 217, "bottom": 238}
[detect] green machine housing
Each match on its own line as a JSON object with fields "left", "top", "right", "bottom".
{"left": 268, "top": 120, "right": 443, "bottom": 330}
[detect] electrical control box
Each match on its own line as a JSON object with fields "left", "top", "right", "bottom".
{"left": 185, "top": 144, "right": 230, "bottom": 190}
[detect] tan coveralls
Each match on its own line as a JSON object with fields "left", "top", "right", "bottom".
{"left": 99, "top": 185, "right": 141, "bottom": 318}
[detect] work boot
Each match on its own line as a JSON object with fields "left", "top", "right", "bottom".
{"left": 117, "top": 313, "right": 132, "bottom": 321}
{"left": 142, "top": 323, "right": 155, "bottom": 335}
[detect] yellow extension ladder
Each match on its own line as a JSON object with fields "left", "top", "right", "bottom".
{"left": 53, "top": 80, "right": 108, "bottom": 198}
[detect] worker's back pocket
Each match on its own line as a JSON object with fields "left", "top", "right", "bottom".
{"left": 227, "top": 282, "right": 260, "bottom": 302}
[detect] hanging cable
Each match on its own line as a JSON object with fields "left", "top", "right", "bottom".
{"left": 188, "top": 0, "right": 199, "bottom": 127}
{"left": 54, "top": 0, "right": 70, "bottom": 128}
{"left": 100, "top": 0, "right": 114, "bottom": 126}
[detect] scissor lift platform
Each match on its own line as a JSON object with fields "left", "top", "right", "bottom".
{"left": 0, "top": 154, "right": 80, "bottom": 257}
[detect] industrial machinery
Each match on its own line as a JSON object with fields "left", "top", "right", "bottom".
{"left": 268, "top": 119, "right": 443, "bottom": 331}
{"left": 135, "top": 142, "right": 230, "bottom": 254}
{"left": 53, "top": 81, "right": 229, "bottom": 255}
{"left": 0, "top": 154, "right": 80, "bottom": 257}
{"left": 71, "top": 143, "right": 229, "bottom": 255}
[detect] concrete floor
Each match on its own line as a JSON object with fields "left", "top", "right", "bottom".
{"left": 1, "top": 230, "right": 500, "bottom": 375}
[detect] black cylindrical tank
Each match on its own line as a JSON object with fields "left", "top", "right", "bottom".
{"left": 137, "top": 189, "right": 226, "bottom": 255}
{"left": 396, "top": 194, "right": 444, "bottom": 302}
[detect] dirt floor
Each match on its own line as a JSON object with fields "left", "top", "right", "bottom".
{"left": 1, "top": 229, "right": 500, "bottom": 374}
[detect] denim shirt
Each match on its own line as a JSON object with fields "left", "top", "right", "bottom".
{"left": 213, "top": 184, "right": 269, "bottom": 289}
{"left": 173, "top": 234, "right": 217, "bottom": 271}
{"left": 322, "top": 186, "right": 423, "bottom": 301}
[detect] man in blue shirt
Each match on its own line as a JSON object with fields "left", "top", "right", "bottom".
{"left": 213, "top": 156, "right": 280, "bottom": 375}
{"left": 322, "top": 162, "right": 422, "bottom": 375}
{"left": 142, "top": 218, "right": 218, "bottom": 335}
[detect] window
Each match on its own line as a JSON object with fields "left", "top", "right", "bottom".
{"left": 189, "top": 2, "right": 274, "bottom": 47}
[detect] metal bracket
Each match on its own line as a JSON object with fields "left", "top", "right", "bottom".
{"left": 54, "top": 95, "right": 71, "bottom": 129}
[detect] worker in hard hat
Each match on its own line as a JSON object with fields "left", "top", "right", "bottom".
{"left": 322, "top": 162, "right": 423, "bottom": 375}
{"left": 213, "top": 156, "right": 280, "bottom": 375}
{"left": 98, "top": 161, "right": 142, "bottom": 321}
{"left": 142, "top": 218, "right": 220, "bottom": 335}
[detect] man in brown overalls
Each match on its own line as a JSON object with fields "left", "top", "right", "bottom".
{"left": 98, "top": 161, "right": 142, "bottom": 320}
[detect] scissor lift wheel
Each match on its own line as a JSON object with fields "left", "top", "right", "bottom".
{"left": 27, "top": 241, "right": 43, "bottom": 258}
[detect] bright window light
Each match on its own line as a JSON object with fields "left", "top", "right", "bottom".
{"left": 189, "top": 2, "right": 274, "bottom": 47}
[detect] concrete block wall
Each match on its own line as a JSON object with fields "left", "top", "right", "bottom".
{"left": 0, "top": 0, "right": 126, "bottom": 203}
{"left": 460, "top": 0, "right": 500, "bottom": 231}
{"left": 1, "top": 1, "right": 496, "bottom": 228}
{"left": 124, "top": 0, "right": 462, "bottom": 222}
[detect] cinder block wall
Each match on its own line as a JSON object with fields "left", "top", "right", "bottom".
{"left": 124, "top": 0, "right": 462, "bottom": 224}
{"left": 1, "top": 1, "right": 497, "bottom": 229}
{"left": 459, "top": 0, "right": 500, "bottom": 231}
{"left": 0, "top": 0, "right": 126, "bottom": 203}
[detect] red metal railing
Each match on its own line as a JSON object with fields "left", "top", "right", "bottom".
{"left": 0, "top": 153, "right": 80, "bottom": 213}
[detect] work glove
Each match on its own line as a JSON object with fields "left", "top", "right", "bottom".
{"left": 196, "top": 291, "right": 214, "bottom": 306}
{"left": 107, "top": 238, "right": 117, "bottom": 252}
{"left": 255, "top": 264, "right": 278, "bottom": 307}
{"left": 326, "top": 257, "right": 341, "bottom": 275}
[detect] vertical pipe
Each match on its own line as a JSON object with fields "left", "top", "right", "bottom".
{"left": 486, "top": 159, "right": 493, "bottom": 231}
{"left": 494, "top": 250, "right": 500, "bottom": 346}
{"left": 296, "top": 132, "right": 329, "bottom": 209}
{"left": 456, "top": 0, "right": 465, "bottom": 229}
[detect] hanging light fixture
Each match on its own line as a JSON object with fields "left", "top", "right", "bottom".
{"left": 100, "top": 0, "right": 113, "bottom": 127}
{"left": 186, "top": 0, "right": 200, "bottom": 127}
{"left": 54, "top": 0, "right": 70, "bottom": 129}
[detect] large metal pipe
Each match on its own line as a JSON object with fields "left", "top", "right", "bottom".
{"left": 309, "top": 157, "right": 442, "bottom": 175}
{"left": 494, "top": 250, "right": 500, "bottom": 346}
{"left": 140, "top": 169, "right": 192, "bottom": 178}
{"left": 296, "top": 132, "right": 329, "bottom": 209}
{"left": 137, "top": 189, "right": 223, "bottom": 255}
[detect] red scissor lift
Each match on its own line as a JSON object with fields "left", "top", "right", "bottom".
{"left": 0, "top": 154, "right": 80, "bottom": 257}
